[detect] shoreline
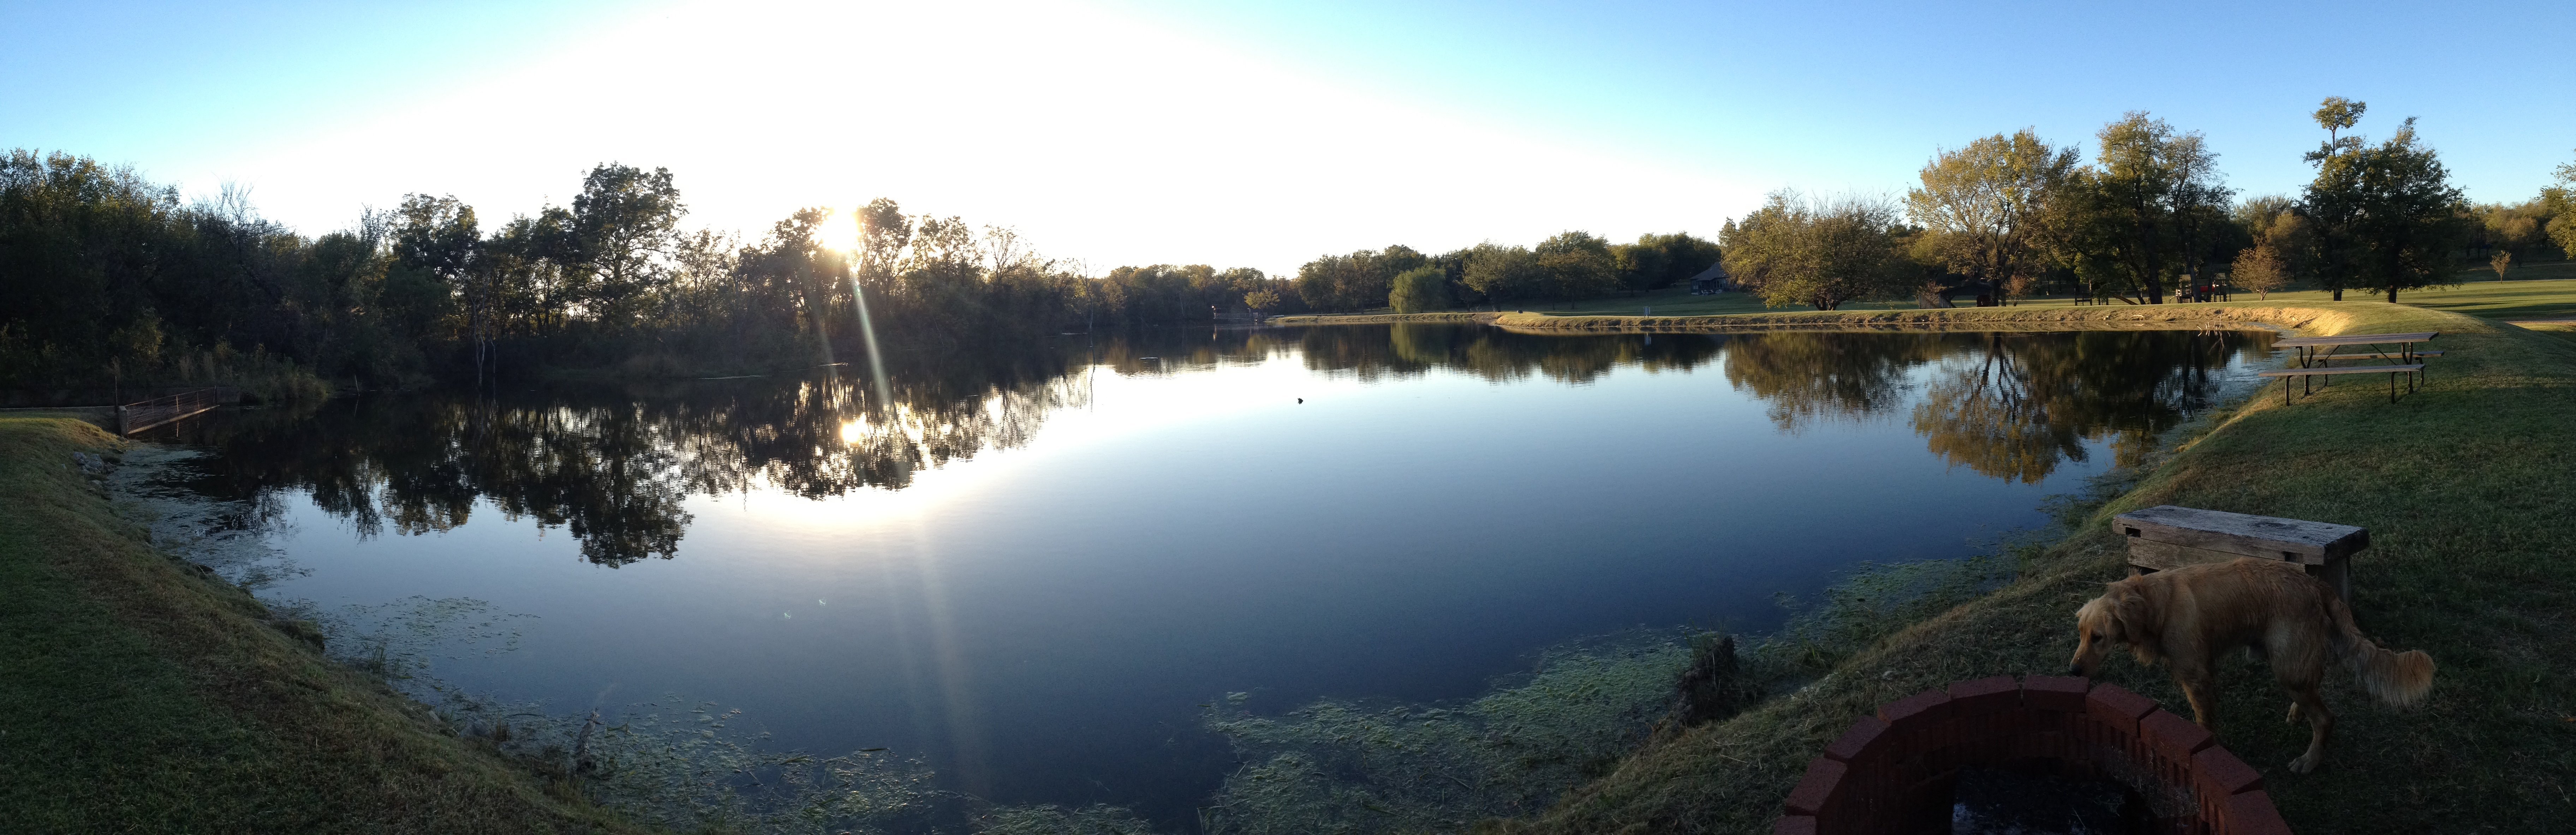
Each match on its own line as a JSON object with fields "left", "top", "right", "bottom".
{"left": 0, "top": 416, "right": 644, "bottom": 833}
{"left": 1485, "top": 301, "right": 2576, "bottom": 833}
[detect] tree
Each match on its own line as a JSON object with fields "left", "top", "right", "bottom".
{"left": 2300, "top": 106, "right": 2468, "bottom": 302}
{"left": 392, "top": 194, "right": 482, "bottom": 377}
{"left": 2233, "top": 245, "right": 2289, "bottom": 299}
{"left": 2552, "top": 152, "right": 2576, "bottom": 259}
{"left": 1388, "top": 265, "right": 1450, "bottom": 313}
{"left": 567, "top": 163, "right": 685, "bottom": 330}
{"left": 1534, "top": 231, "right": 1619, "bottom": 304}
{"left": 1460, "top": 243, "right": 1544, "bottom": 308}
{"left": 392, "top": 194, "right": 478, "bottom": 285}
{"left": 1905, "top": 129, "right": 2078, "bottom": 290}
{"left": 1719, "top": 191, "right": 1905, "bottom": 311}
{"left": 855, "top": 198, "right": 911, "bottom": 292}
{"left": 1243, "top": 289, "right": 1280, "bottom": 312}
{"left": 2491, "top": 251, "right": 2512, "bottom": 281}
{"left": 2050, "top": 113, "right": 2232, "bottom": 305}
{"left": 1295, "top": 246, "right": 1424, "bottom": 312}
{"left": 1611, "top": 232, "right": 1722, "bottom": 293}
{"left": 2314, "top": 97, "right": 2366, "bottom": 147}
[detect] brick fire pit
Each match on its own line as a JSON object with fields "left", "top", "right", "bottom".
{"left": 1773, "top": 675, "right": 2291, "bottom": 835}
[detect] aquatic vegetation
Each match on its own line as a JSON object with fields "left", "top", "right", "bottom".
{"left": 1198, "top": 635, "right": 1694, "bottom": 835}
{"left": 270, "top": 595, "right": 531, "bottom": 688}
{"left": 427, "top": 692, "right": 942, "bottom": 834}
{"left": 1192, "top": 545, "right": 2044, "bottom": 835}
{"left": 105, "top": 446, "right": 306, "bottom": 590}
{"left": 1743, "top": 552, "right": 2021, "bottom": 685}
{"left": 970, "top": 804, "right": 1163, "bottom": 835}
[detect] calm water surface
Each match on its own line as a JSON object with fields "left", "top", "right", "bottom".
{"left": 149, "top": 325, "right": 2276, "bottom": 825}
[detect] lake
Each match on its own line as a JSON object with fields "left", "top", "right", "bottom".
{"left": 136, "top": 324, "right": 2277, "bottom": 829}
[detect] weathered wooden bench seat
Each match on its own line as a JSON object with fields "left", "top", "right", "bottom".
{"left": 2115, "top": 505, "right": 2367, "bottom": 602}
{"left": 2316, "top": 350, "right": 2441, "bottom": 361}
{"left": 2257, "top": 363, "right": 2422, "bottom": 403}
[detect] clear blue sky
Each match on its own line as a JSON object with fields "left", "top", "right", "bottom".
{"left": 7, "top": 0, "right": 2569, "bottom": 272}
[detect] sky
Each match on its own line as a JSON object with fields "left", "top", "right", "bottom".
{"left": 6, "top": 0, "right": 2571, "bottom": 275}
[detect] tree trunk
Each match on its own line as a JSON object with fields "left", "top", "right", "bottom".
{"left": 2332, "top": 289, "right": 2343, "bottom": 301}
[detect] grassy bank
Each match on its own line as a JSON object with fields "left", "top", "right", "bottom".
{"left": 1274, "top": 272, "right": 2576, "bottom": 325}
{"left": 0, "top": 417, "right": 644, "bottom": 833}
{"left": 1484, "top": 300, "right": 2576, "bottom": 834}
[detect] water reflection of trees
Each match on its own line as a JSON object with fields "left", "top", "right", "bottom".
{"left": 1009, "top": 326, "right": 2257, "bottom": 489}
{"left": 1722, "top": 333, "right": 1950, "bottom": 428}
{"left": 1294, "top": 325, "right": 1728, "bottom": 384}
{"left": 165, "top": 325, "right": 2264, "bottom": 565}
{"left": 1721, "top": 329, "right": 2268, "bottom": 483}
{"left": 174, "top": 350, "right": 1095, "bottom": 566}
{"left": 1080, "top": 325, "right": 1730, "bottom": 384}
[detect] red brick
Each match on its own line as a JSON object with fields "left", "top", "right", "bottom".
{"left": 1770, "top": 814, "right": 1817, "bottom": 835}
{"left": 2225, "top": 790, "right": 2294, "bottom": 835}
{"left": 1782, "top": 757, "right": 1847, "bottom": 816}
{"left": 1877, "top": 688, "right": 1954, "bottom": 728}
{"left": 2193, "top": 746, "right": 2264, "bottom": 797}
{"left": 2140, "top": 709, "right": 2214, "bottom": 763}
{"left": 2085, "top": 683, "right": 2157, "bottom": 735}
{"left": 1948, "top": 675, "right": 2020, "bottom": 716}
{"left": 1823, "top": 716, "right": 1889, "bottom": 763}
{"left": 2021, "top": 675, "right": 2091, "bottom": 711}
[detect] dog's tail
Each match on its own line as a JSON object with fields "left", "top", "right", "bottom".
{"left": 2324, "top": 589, "right": 2434, "bottom": 707}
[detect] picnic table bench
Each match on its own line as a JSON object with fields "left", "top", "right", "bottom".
{"left": 2260, "top": 331, "right": 2438, "bottom": 404}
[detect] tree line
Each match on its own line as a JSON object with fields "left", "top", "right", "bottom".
{"left": 0, "top": 152, "right": 1310, "bottom": 395}
{"left": 1722, "top": 100, "right": 2576, "bottom": 310}
{"left": 1289, "top": 232, "right": 1725, "bottom": 314}
{"left": 9, "top": 102, "right": 2574, "bottom": 395}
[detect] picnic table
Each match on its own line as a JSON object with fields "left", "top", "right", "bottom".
{"left": 2273, "top": 331, "right": 2439, "bottom": 367}
{"left": 2258, "top": 331, "right": 2438, "bottom": 404}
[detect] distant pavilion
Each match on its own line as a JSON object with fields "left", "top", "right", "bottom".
{"left": 1686, "top": 261, "right": 1734, "bottom": 294}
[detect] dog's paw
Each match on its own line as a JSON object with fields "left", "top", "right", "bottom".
{"left": 2287, "top": 751, "right": 2322, "bottom": 774}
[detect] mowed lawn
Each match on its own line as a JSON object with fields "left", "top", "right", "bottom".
{"left": 1497, "top": 300, "right": 2576, "bottom": 834}
{"left": 1458, "top": 259, "right": 2576, "bottom": 320}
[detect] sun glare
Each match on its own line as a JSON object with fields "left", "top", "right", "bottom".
{"left": 816, "top": 206, "right": 861, "bottom": 254}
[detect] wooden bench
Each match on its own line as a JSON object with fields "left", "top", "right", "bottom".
{"left": 2313, "top": 350, "right": 2442, "bottom": 362}
{"left": 2257, "top": 363, "right": 2422, "bottom": 404}
{"left": 2114, "top": 505, "right": 2367, "bottom": 602}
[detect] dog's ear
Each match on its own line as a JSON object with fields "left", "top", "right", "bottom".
{"left": 2110, "top": 585, "right": 2157, "bottom": 640}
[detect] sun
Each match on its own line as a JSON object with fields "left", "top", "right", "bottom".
{"left": 815, "top": 206, "right": 861, "bottom": 254}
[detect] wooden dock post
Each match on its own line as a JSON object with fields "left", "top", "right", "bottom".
{"left": 2112, "top": 505, "right": 2367, "bottom": 603}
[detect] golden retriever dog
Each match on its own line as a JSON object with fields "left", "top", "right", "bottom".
{"left": 2068, "top": 557, "right": 2433, "bottom": 773}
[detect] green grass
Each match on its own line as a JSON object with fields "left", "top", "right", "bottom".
{"left": 2452, "top": 256, "right": 2576, "bottom": 287}
{"left": 0, "top": 417, "right": 647, "bottom": 834}
{"left": 2514, "top": 321, "right": 2576, "bottom": 352}
{"left": 1485, "top": 301, "right": 2576, "bottom": 834}
{"left": 1276, "top": 261, "right": 2576, "bottom": 324}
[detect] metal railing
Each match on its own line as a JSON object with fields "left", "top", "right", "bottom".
{"left": 118, "top": 388, "right": 220, "bottom": 434}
